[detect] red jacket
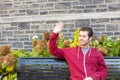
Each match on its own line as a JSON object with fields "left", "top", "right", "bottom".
{"left": 49, "top": 33, "right": 108, "bottom": 80}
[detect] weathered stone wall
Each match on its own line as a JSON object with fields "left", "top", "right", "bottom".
{"left": 0, "top": 0, "right": 120, "bottom": 51}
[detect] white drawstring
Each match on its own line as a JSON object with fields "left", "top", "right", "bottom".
{"left": 77, "top": 47, "right": 91, "bottom": 59}
{"left": 77, "top": 47, "right": 92, "bottom": 78}
{"left": 88, "top": 48, "right": 91, "bottom": 57}
{"left": 83, "top": 54, "right": 87, "bottom": 78}
{"left": 84, "top": 48, "right": 91, "bottom": 78}
{"left": 77, "top": 47, "right": 80, "bottom": 59}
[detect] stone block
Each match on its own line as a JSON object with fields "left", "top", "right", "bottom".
{"left": 18, "top": 22, "right": 30, "bottom": 30}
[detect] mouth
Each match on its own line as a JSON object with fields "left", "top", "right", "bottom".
{"left": 80, "top": 40, "right": 84, "bottom": 43}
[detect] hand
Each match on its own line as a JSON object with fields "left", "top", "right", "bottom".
{"left": 53, "top": 22, "right": 64, "bottom": 34}
{"left": 84, "top": 77, "right": 93, "bottom": 80}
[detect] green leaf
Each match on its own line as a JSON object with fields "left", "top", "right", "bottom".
{"left": 6, "top": 65, "right": 15, "bottom": 72}
{"left": 2, "top": 63, "right": 7, "bottom": 69}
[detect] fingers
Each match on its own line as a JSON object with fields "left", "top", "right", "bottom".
{"left": 56, "top": 21, "right": 64, "bottom": 28}
{"left": 53, "top": 21, "right": 64, "bottom": 34}
{"left": 84, "top": 77, "right": 93, "bottom": 80}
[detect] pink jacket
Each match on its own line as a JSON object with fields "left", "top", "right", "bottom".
{"left": 49, "top": 33, "right": 108, "bottom": 80}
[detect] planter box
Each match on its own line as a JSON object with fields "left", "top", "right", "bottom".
{"left": 17, "top": 57, "right": 120, "bottom": 80}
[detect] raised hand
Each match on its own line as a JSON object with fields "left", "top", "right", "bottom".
{"left": 53, "top": 22, "right": 64, "bottom": 34}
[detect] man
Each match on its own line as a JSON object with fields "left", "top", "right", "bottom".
{"left": 49, "top": 22, "right": 108, "bottom": 80}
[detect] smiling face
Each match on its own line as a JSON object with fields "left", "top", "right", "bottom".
{"left": 79, "top": 31, "right": 92, "bottom": 48}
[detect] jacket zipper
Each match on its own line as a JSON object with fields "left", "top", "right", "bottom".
{"left": 83, "top": 53, "right": 87, "bottom": 78}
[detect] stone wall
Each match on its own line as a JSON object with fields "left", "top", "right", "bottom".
{"left": 0, "top": 0, "right": 120, "bottom": 51}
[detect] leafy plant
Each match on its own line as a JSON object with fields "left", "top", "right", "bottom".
{"left": 91, "top": 36, "right": 120, "bottom": 56}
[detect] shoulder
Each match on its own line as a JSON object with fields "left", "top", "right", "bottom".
{"left": 62, "top": 47, "right": 78, "bottom": 53}
{"left": 91, "top": 48, "right": 105, "bottom": 62}
{"left": 63, "top": 46, "right": 78, "bottom": 50}
{"left": 91, "top": 47, "right": 99, "bottom": 52}
{"left": 91, "top": 48, "right": 103, "bottom": 56}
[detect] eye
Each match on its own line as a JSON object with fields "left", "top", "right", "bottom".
{"left": 83, "top": 35, "right": 86, "bottom": 37}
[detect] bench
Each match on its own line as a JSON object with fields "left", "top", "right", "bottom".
{"left": 104, "top": 57, "right": 120, "bottom": 80}
{"left": 17, "top": 57, "right": 120, "bottom": 80}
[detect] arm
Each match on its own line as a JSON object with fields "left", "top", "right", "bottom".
{"left": 49, "top": 22, "right": 65, "bottom": 59}
{"left": 90, "top": 53, "right": 108, "bottom": 80}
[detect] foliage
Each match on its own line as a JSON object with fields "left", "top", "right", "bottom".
{"left": 31, "top": 31, "right": 53, "bottom": 57}
{"left": 70, "top": 28, "right": 80, "bottom": 47}
{"left": 0, "top": 46, "right": 31, "bottom": 80}
{"left": 92, "top": 36, "right": 120, "bottom": 56}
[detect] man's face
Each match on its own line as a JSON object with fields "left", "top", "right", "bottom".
{"left": 79, "top": 31, "right": 91, "bottom": 47}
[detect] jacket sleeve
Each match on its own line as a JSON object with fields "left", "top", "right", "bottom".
{"left": 48, "top": 32, "right": 65, "bottom": 59}
{"left": 90, "top": 52, "right": 108, "bottom": 80}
